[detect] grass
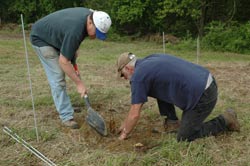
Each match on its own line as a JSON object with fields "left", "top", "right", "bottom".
{"left": 0, "top": 31, "right": 250, "bottom": 166}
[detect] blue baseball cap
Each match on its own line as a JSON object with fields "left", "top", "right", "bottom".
{"left": 95, "top": 28, "right": 106, "bottom": 40}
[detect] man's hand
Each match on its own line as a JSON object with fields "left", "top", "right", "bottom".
{"left": 59, "top": 54, "right": 87, "bottom": 97}
{"left": 76, "top": 82, "right": 87, "bottom": 98}
{"left": 73, "top": 63, "right": 87, "bottom": 97}
{"left": 119, "top": 128, "right": 128, "bottom": 140}
{"left": 118, "top": 104, "right": 143, "bottom": 140}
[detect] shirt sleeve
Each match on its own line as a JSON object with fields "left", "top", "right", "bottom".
{"left": 131, "top": 81, "right": 148, "bottom": 104}
{"left": 60, "top": 33, "right": 81, "bottom": 61}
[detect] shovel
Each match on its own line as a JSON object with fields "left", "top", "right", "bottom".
{"left": 73, "top": 64, "right": 107, "bottom": 136}
{"left": 84, "top": 94, "right": 108, "bottom": 136}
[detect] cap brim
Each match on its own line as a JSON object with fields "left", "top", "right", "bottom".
{"left": 119, "top": 71, "right": 124, "bottom": 78}
{"left": 116, "top": 68, "right": 122, "bottom": 78}
{"left": 96, "top": 28, "right": 107, "bottom": 40}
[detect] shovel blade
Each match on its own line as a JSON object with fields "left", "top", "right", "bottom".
{"left": 86, "top": 107, "right": 107, "bottom": 136}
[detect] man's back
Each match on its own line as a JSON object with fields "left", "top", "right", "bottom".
{"left": 131, "top": 54, "right": 210, "bottom": 111}
{"left": 30, "top": 7, "right": 91, "bottom": 60}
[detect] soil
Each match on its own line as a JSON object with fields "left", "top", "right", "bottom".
{"left": 63, "top": 107, "right": 165, "bottom": 153}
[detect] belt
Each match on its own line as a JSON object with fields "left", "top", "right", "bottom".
{"left": 205, "top": 73, "right": 213, "bottom": 90}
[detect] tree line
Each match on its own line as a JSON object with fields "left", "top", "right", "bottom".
{"left": 0, "top": 0, "right": 250, "bottom": 53}
{"left": 0, "top": 0, "right": 248, "bottom": 36}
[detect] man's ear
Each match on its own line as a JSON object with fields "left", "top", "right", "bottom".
{"left": 87, "top": 15, "right": 95, "bottom": 26}
{"left": 89, "top": 19, "right": 94, "bottom": 25}
{"left": 124, "top": 66, "right": 129, "bottom": 71}
{"left": 125, "top": 66, "right": 134, "bottom": 73}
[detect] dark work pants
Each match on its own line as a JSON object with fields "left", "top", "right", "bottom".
{"left": 177, "top": 79, "right": 227, "bottom": 142}
{"left": 157, "top": 99, "right": 178, "bottom": 120}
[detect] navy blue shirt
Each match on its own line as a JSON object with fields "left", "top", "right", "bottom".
{"left": 131, "top": 54, "right": 209, "bottom": 111}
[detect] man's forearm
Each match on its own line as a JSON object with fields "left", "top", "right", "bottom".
{"left": 119, "top": 104, "right": 142, "bottom": 140}
{"left": 59, "top": 54, "right": 82, "bottom": 85}
{"left": 119, "top": 111, "right": 140, "bottom": 140}
{"left": 123, "top": 113, "right": 140, "bottom": 134}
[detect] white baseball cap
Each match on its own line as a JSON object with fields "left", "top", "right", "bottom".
{"left": 93, "top": 11, "right": 112, "bottom": 40}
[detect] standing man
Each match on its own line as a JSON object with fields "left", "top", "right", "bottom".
{"left": 116, "top": 52, "right": 240, "bottom": 141}
{"left": 30, "top": 7, "right": 111, "bottom": 129}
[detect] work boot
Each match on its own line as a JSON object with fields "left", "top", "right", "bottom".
{"left": 163, "top": 118, "right": 180, "bottom": 133}
{"left": 63, "top": 119, "right": 79, "bottom": 129}
{"left": 222, "top": 109, "right": 240, "bottom": 132}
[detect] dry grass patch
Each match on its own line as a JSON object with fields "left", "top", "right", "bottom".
{"left": 0, "top": 34, "right": 250, "bottom": 166}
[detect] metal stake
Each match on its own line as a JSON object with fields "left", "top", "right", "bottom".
{"left": 163, "top": 32, "right": 165, "bottom": 54}
{"left": 197, "top": 35, "right": 200, "bottom": 64}
{"left": 21, "top": 14, "right": 39, "bottom": 142}
{"left": 3, "top": 126, "right": 57, "bottom": 166}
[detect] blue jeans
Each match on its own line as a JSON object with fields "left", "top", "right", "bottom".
{"left": 32, "top": 45, "right": 74, "bottom": 122}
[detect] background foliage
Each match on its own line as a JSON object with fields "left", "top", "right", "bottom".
{"left": 0, "top": 0, "right": 249, "bottom": 53}
{"left": 203, "top": 21, "right": 250, "bottom": 54}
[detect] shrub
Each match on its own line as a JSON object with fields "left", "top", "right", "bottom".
{"left": 202, "top": 21, "right": 250, "bottom": 54}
